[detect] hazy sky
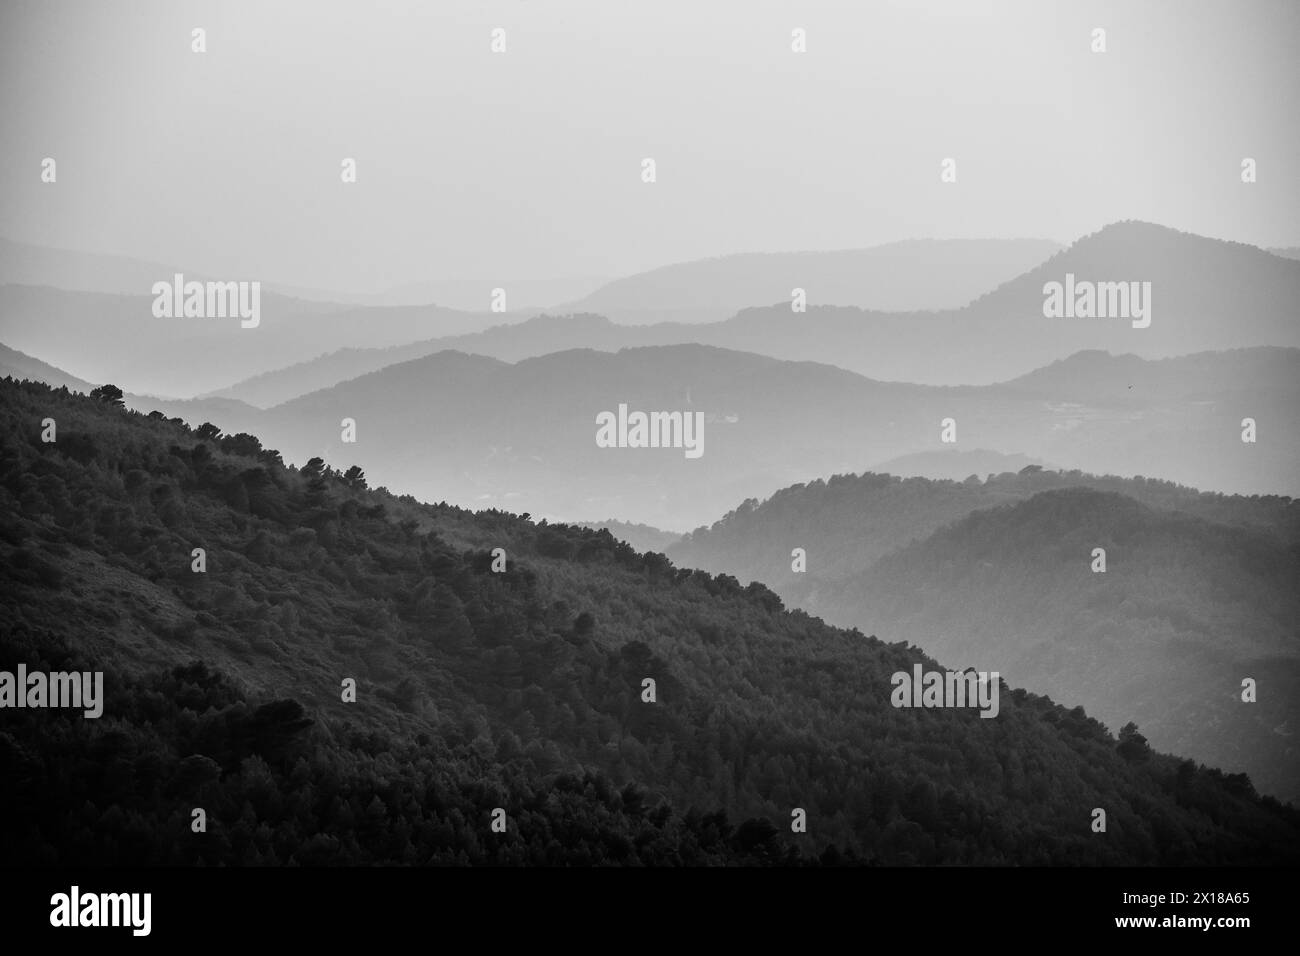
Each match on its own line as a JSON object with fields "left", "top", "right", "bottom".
{"left": 1, "top": 0, "right": 1296, "bottom": 293}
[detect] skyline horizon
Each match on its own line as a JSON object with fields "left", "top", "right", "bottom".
{"left": 5, "top": 0, "right": 1296, "bottom": 290}
{"left": 3, "top": 217, "right": 1298, "bottom": 303}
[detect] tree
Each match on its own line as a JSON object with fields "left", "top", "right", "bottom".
{"left": 424, "top": 584, "right": 474, "bottom": 649}
{"left": 196, "top": 422, "right": 222, "bottom": 441}
{"left": 90, "top": 384, "right": 125, "bottom": 407}
{"left": 343, "top": 465, "right": 367, "bottom": 490}
{"left": 1117, "top": 721, "right": 1150, "bottom": 762}
{"left": 299, "top": 457, "right": 330, "bottom": 509}
{"left": 222, "top": 433, "right": 262, "bottom": 458}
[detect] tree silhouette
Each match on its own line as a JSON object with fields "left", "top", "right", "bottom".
{"left": 222, "top": 433, "right": 262, "bottom": 457}
{"left": 89, "top": 384, "right": 124, "bottom": 407}
{"left": 1117, "top": 721, "right": 1151, "bottom": 762}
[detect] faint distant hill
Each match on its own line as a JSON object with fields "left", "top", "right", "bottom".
{"left": 562, "top": 238, "right": 1063, "bottom": 323}
{"left": 576, "top": 519, "right": 683, "bottom": 553}
{"left": 710, "top": 221, "right": 1300, "bottom": 383}
{"left": 0, "top": 343, "right": 95, "bottom": 393}
{"left": 205, "top": 222, "right": 1300, "bottom": 405}
{"left": 122, "top": 344, "right": 1300, "bottom": 530}
{"left": 0, "top": 343, "right": 247, "bottom": 425}
{"left": 15, "top": 341, "right": 1300, "bottom": 524}
{"left": 868, "top": 449, "right": 1054, "bottom": 481}
{"left": 1000, "top": 347, "right": 1300, "bottom": 402}
{"left": 1268, "top": 247, "right": 1300, "bottom": 261}
{"left": 374, "top": 276, "right": 610, "bottom": 310}
{"left": 206, "top": 233, "right": 1060, "bottom": 406}
{"left": 0, "top": 237, "right": 374, "bottom": 305}
{"left": 203, "top": 313, "right": 617, "bottom": 407}
{"left": 0, "top": 284, "right": 527, "bottom": 398}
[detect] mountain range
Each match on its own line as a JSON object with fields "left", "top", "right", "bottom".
{"left": 0, "top": 283, "right": 526, "bottom": 398}
{"left": 553, "top": 238, "right": 1063, "bottom": 324}
{"left": 4, "top": 339, "right": 1295, "bottom": 529}
{"left": 191, "top": 222, "right": 1300, "bottom": 407}
{"left": 14, "top": 221, "right": 1295, "bottom": 406}
{"left": 126, "top": 343, "right": 1300, "bottom": 530}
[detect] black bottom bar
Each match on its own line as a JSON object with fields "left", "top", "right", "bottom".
{"left": 5, "top": 866, "right": 1287, "bottom": 943}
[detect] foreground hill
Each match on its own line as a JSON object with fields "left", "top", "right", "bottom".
{"left": 1, "top": 377, "right": 1296, "bottom": 865}
{"left": 671, "top": 473, "right": 1300, "bottom": 799}
{"left": 819, "top": 490, "right": 1300, "bottom": 802}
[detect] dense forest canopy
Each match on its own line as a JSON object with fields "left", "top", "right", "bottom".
{"left": 670, "top": 469, "right": 1300, "bottom": 801}
{"left": 1, "top": 377, "right": 1297, "bottom": 865}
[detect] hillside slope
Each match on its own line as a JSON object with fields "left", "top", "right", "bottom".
{"left": 671, "top": 468, "right": 1300, "bottom": 589}
{"left": 1, "top": 378, "right": 1296, "bottom": 865}
{"left": 672, "top": 475, "right": 1300, "bottom": 799}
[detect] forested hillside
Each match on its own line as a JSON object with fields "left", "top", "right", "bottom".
{"left": 671, "top": 468, "right": 1300, "bottom": 591}
{"left": 577, "top": 519, "right": 683, "bottom": 555}
{"left": 672, "top": 472, "right": 1300, "bottom": 800}
{"left": 2, "top": 378, "right": 1296, "bottom": 865}
{"left": 815, "top": 489, "right": 1300, "bottom": 801}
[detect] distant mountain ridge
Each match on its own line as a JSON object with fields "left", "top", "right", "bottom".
{"left": 0, "top": 237, "right": 606, "bottom": 309}
{"left": 560, "top": 237, "right": 1063, "bottom": 323}
{"left": 0, "top": 343, "right": 95, "bottom": 393}
{"left": 867, "top": 449, "right": 1055, "bottom": 481}
{"left": 9, "top": 342, "right": 1297, "bottom": 528}
{"left": 576, "top": 519, "right": 683, "bottom": 554}
{"left": 199, "top": 222, "right": 1300, "bottom": 405}
{"left": 0, "top": 284, "right": 531, "bottom": 397}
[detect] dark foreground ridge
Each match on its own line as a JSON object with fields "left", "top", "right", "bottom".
{"left": 1, "top": 377, "right": 1297, "bottom": 865}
